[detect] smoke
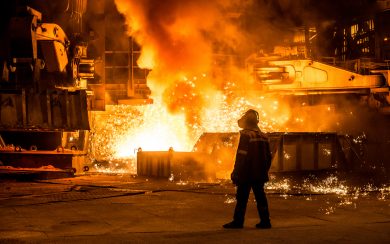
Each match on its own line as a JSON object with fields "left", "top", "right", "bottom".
{"left": 114, "top": 0, "right": 249, "bottom": 130}
{"left": 248, "top": 0, "right": 378, "bottom": 24}
{"left": 113, "top": 0, "right": 383, "bottom": 134}
{"left": 116, "top": 0, "right": 221, "bottom": 72}
{"left": 113, "top": 0, "right": 379, "bottom": 85}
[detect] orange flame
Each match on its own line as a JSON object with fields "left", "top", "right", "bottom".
{"left": 89, "top": 1, "right": 354, "bottom": 175}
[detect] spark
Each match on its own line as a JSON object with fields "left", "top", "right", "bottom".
{"left": 224, "top": 194, "right": 236, "bottom": 204}
{"left": 266, "top": 175, "right": 390, "bottom": 215}
{"left": 352, "top": 132, "right": 367, "bottom": 144}
{"left": 322, "top": 149, "right": 332, "bottom": 156}
{"left": 284, "top": 151, "right": 291, "bottom": 160}
{"left": 169, "top": 173, "right": 174, "bottom": 182}
{"left": 176, "top": 181, "right": 189, "bottom": 186}
{"left": 265, "top": 178, "right": 291, "bottom": 192}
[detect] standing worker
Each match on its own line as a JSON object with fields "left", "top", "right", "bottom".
{"left": 223, "top": 109, "right": 272, "bottom": 229}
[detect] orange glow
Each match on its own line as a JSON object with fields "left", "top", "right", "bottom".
{"left": 138, "top": 46, "right": 156, "bottom": 69}
{"left": 89, "top": 90, "right": 298, "bottom": 175}
{"left": 89, "top": 1, "right": 352, "bottom": 175}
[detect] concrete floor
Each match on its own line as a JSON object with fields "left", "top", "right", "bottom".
{"left": 0, "top": 174, "right": 389, "bottom": 243}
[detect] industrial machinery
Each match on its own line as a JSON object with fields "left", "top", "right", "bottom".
{"left": 0, "top": 0, "right": 152, "bottom": 176}
{"left": 1, "top": 0, "right": 389, "bottom": 180}
{"left": 245, "top": 57, "right": 390, "bottom": 113}
{"left": 244, "top": 4, "right": 390, "bottom": 112}
{"left": 0, "top": 5, "right": 93, "bottom": 174}
{"left": 0, "top": 6, "right": 92, "bottom": 128}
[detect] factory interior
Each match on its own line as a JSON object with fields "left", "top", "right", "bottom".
{"left": 0, "top": 1, "right": 390, "bottom": 243}
{"left": 0, "top": 0, "right": 389, "bottom": 184}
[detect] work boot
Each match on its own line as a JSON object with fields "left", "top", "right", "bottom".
{"left": 223, "top": 221, "right": 243, "bottom": 229}
{"left": 255, "top": 221, "right": 271, "bottom": 229}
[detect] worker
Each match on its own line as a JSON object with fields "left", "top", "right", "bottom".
{"left": 223, "top": 109, "right": 272, "bottom": 229}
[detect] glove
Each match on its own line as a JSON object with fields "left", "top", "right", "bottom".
{"left": 230, "top": 171, "right": 238, "bottom": 185}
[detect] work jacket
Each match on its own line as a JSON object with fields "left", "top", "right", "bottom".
{"left": 232, "top": 128, "right": 272, "bottom": 184}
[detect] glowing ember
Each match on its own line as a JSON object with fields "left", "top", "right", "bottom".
{"left": 264, "top": 175, "right": 389, "bottom": 214}
{"left": 224, "top": 194, "right": 236, "bottom": 204}
{"left": 89, "top": 91, "right": 294, "bottom": 174}
{"left": 89, "top": 100, "right": 193, "bottom": 173}
{"left": 87, "top": 0, "right": 388, "bottom": 179}
{"left": 169, "top": 173, "right": 175, "bottom": 182}
{"left": 302, "top": 175, "right": 349, "bottom": 195}
{"left": 265, "top": 178, "right": 291, "bottom": 193}
{"left": 176, "top": 181, "right": 189, "bottom": 186}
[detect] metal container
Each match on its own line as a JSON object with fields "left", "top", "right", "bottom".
{"left": 137, "top": 132, "right": 354, "bottom": 180}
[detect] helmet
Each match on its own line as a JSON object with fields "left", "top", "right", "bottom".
{"left": 238, "top": 109, "right": 259, "bottom": 129}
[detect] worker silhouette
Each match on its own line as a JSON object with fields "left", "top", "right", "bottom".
{"left": 223, "top": 109, "right": 272, "bottom": 229}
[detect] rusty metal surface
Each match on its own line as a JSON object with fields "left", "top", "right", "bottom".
{"left": 0, "top": 89, "right": 89, "bottom": 131}
{"left": 137, "top": 132, "right": 353, "bottom": 179}
{"left": 137, "top": 151, "right": 214, "bottom": 181}
{"left": 0, "top": 150, "right": 87, "bottom": 172}
{"left": 268, "top": 132, "right": 347, "bottom": 172}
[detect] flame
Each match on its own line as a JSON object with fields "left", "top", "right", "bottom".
{"left": 138, "top": 47, "right": 156, "bottom": 69}
{"left": 88, "top": 91, "right": 295, "bottom": 174}
{"left": 103, "top": 1, "right": 293, "bottom": 171}
{"left": 90, "top": 99, "right": 193, "bottom": 155}
{"left": 89, "top": 1, "right": 385, "bottom": 176}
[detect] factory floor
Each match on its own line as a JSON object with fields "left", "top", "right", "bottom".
{"left": 0, "top": 174, "right": 389, "bottom": 243}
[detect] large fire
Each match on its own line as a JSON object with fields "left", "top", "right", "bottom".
{"left": 86, "top": 0, "right": 390, "bottom": 220}
{"left": 94, "top": 1, "right": 311, "bottom": 174}
{"left": 88, "top": 0, "right": 384, "bottom": 178}
{"left": 88, "top": 87, "right": 342, "bottom": 174}
{"left": 89, "top": 0, "right": 289, "bottom": 173}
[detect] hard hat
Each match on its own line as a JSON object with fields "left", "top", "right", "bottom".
{"left": 238, "top": 109, "right": 259, "bottom": 129}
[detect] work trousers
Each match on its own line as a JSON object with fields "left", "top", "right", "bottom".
{"left": 233, "top": 182, "right": 270, "bottom": 224}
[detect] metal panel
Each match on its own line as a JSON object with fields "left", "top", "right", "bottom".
{"left": 137, "top": 132, "right": 352, "bottom": 178}
{"left": 0, "top": 89, "right": 89, "bottom": 130}
{"left": 301, "top": 142, "right": 315, "bottom": 170}
{"left": 0, "top": 150, "right": 87, "bottom": 174}
{"left": 318, "top": 142, "right": 333, "bottom": 169}
{"left": 171, "top": 152, "right": 214, "bottom": 181}
{"left": 0, "top": 92, "right": 22, "bottom": 127}
{"left": 283, "top": 144, "right": 298, "bottom": 171}
{"left": 137, "top": 151, "right": 215, "bottom": 180}
{"left": 268, "top": 133, "right": 347, "bottom": 172}
{"left": 137, "top": 151, "right": 171, "bottom": 178}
